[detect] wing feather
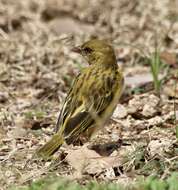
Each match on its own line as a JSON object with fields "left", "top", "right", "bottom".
{"left": 55, "top": 67, "right": 122, "bottom": 143}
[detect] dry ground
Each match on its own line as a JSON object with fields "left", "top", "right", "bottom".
{"left": 0, "top": 0, "right": 178, "bottom": 189}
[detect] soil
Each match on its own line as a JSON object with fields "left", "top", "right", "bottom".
{"left": 0, "top": 0, "right": 178, "bottom": 189}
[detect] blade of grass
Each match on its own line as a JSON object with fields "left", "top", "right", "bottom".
{"left": 149, "top": 37, "right": 164, "bottom": 96}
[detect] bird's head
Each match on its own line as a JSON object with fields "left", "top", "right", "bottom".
{"left": 72, "top": 39, "right": 117, "bottom": 67}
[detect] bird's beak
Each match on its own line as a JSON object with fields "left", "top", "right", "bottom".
{"left": 71, "top": 46, "right": 82, "bottom": 54}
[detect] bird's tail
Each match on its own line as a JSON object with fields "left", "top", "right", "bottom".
{"left": 36, "top": 133, "right": 64, "bottom": 159}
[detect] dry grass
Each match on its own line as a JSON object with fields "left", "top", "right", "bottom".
{"left": 0, "top": 0, "right": 178, "bottom": 189}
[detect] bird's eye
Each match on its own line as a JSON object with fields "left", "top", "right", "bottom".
{"left": 83, "top": 47, "right": 93, "bottom": 54}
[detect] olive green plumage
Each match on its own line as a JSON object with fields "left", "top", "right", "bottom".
{"left": 37, "top": 39, "right": 124, "bottom": 158}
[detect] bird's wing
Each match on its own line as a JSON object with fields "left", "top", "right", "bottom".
{"left": 55, "top": 73, "right": 82, "bottom": 132}
{"left": 64, "top": 90, "right": 115, "bottom": 143}
{"left": 56, "top": 68, "right": 122, "bottom": 143}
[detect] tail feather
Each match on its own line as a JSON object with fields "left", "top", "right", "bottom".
{"left": 37, "top": 133, "right": 64, "bottom": 159}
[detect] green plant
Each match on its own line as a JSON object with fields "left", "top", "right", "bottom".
{"left": 10, "top": 173, "right": 178, "bottom": 190}
{"left": 149, "top": 46, "right": 163, "bottom": 95}
{"left": 24, "top": 110, "right": 46, "bottom": 120}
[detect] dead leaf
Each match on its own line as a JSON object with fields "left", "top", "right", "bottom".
{"left": 66, "top": 145, "right": 121, "bottom": 177}
{"left": 160, "top": 51, "right": 177, "bottom": 66}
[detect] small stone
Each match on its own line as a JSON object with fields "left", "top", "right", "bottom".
{"left": 142, "top": 104, "right": 157, "bottom": 117}
{"left": 147, "top": 116, "right": 163, "bottom": 126}
{"left": 127, "top": 95, "right": 142, "bottom": 114}
{"left": 147, "top": 94, "right": 159, "bottom": 106}
{"left": 5, "top": 170, "right": 12, "bottom": 177}
{"left": 148, "top": 138, "right": 173, "bottom": 157}
{"left": 113, "top": 104, "right": 127, "bottom": 119}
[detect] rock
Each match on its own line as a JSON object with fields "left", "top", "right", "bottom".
{"left": 148, "top": 138, "right": 173, "bottom": 157}
{"left": 147, "top": 116, "right": 163, "bottom": 126}
{"left": 142, "top": 104, "right": 157, "bottom": 117}
{"left": 127, "top": 95, "right": 142, "bottom": 114}
{"left": 113, "top": 104, "right": 128, "bottom": 119}
{"left": 127, "top": 94, "right": 160, "bottom": 118}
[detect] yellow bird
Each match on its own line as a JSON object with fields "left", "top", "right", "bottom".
{"left": 37, "top": 39, "right": 124, "bottom": 158}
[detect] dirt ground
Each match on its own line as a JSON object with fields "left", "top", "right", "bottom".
{"left": 0, "top": 0, "right": 178, "bottom": 189}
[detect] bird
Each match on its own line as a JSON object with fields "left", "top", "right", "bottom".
{"left": 36, "top": 39, "right": 124, "bottom": 159}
